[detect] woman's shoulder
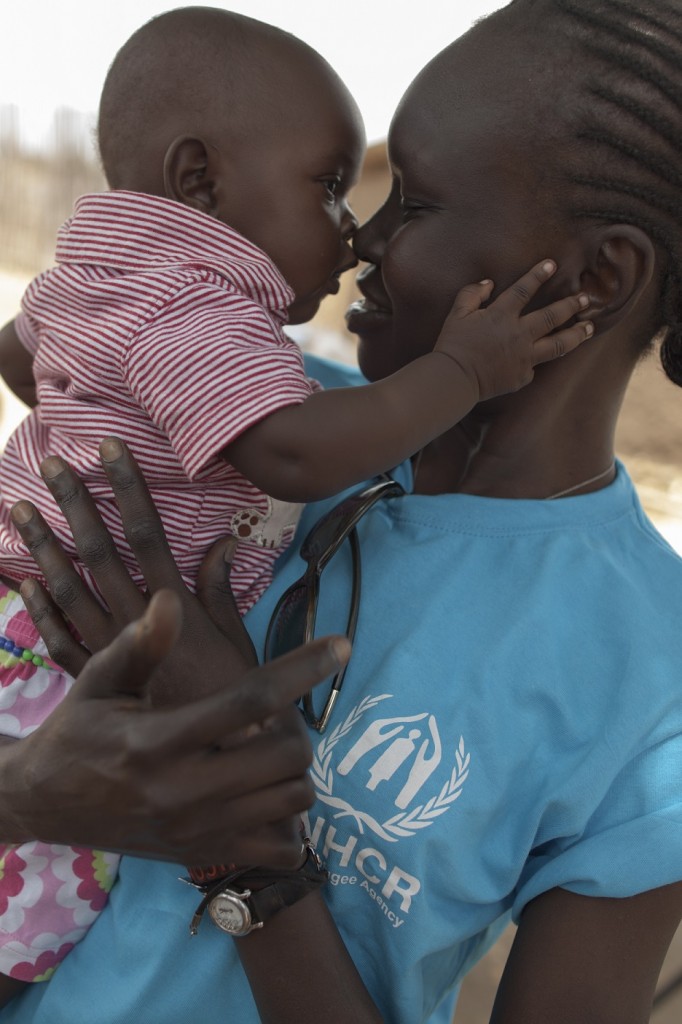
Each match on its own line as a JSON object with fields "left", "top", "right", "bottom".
{"left": 302, "top": 353, "right": 367, "bottom": 391}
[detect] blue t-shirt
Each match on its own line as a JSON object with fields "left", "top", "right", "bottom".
{"left": 3, "top": 357, "right": 681, "bottom": 1024}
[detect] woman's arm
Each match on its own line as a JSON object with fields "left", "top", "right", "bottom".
{"left": 237, "top": 891, "right": 382, "bottom": 1024}
{"left": 0, "top": 590, "right": 342, "bottom": 866}
{"left": 15, "top": 440, "right": 383, "bottom": 1022}
{"left": 0, "top": 319, "right": 37, "bottom": 407}
{"left": 491, "top": 883, "right": 682, "bottom": 1023}
{"left": 4, "top": 441, "right": 355, "bottom": 866}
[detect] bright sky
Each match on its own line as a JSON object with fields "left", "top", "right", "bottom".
{"left": 3, "top": 0, "right": 505, "bottom": 150}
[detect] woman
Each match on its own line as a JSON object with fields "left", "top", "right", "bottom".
{"left": 1, "top": 1, "right": 681, "bottom": 1020}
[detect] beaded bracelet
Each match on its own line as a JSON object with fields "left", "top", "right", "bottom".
{"left": 0, "top": 633, "right": 49, "bottom": 668}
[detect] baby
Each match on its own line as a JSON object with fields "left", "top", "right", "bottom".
{"left": 0, "top": 5, "right": 591, "bottom": 991}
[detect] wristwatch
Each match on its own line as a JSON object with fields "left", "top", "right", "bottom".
{"left": 185, "top": 838, "right": 328, "bottom": 937}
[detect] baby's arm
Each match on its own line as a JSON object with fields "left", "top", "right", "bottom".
{"left": 0, "top": 320, "right": 37, "bottom": 408}
{"left": 225, "top": 260, "right": 592, "bottom": 502}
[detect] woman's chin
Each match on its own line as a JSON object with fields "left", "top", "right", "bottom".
{"left": 347, "top": 309, "right": 396, "bottom": 382}
{"left": 355, "top": 338, "right": 395, "bottom": 383}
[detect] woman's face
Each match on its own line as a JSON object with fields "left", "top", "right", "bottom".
{"left": 347, "top": 32, "right": 566, "bottom": 383}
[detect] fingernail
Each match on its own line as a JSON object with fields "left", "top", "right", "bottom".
{"left": 11, "top": 501, "right": 34, "bottom": 524}
{"left": 578, "top": 293, "right": 589, "bottom": 308}
{"left": 100, "top": 438, "right": 123, "bottom": 463}
{"left": 223, "top": 536, "right": 239, "bottom": 564}
{"left": 41, "top": 456, "right": 65, "bottom": 479}
{"left": 542, "top": 260, "right": 556, "bottom": 275}
{"left": 19, "top": 579, "right": 36, "bottom": 600}
{"left": 584, "top": 322, "right": 594, "bottom": 336}
{"left": 330, "top": 636, "right": 351, "bottom": 665}
{"left": 479, "top": 278, "right": 492, "bottom": 285}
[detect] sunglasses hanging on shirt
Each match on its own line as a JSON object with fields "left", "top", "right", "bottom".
{"left": 264, "top": 475, "right": 405, "bottom": 732}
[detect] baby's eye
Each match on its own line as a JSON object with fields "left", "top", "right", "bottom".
{"left": 322, "top": 177, "right": 341, "bottom": 200}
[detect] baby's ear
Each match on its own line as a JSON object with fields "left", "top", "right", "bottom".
{"left": 162, "top": 136, "right": 216, "bottom": 214}
{"left": 574, "top": 225, "right": 656, "bottom": 332}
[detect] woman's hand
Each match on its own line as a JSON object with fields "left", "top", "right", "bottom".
{"left": 13, "top": 437, "right": 256, "bottom": 705}
{"left": 1, "top": 587, "right": 349, "bottom": 865}
{"left": 3, "top": 437, "right": 352, "bottom": 866}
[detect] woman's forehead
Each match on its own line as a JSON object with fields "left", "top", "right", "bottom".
{"left": 388, "top": 74, "right": 512, "bottom": 173}
{"left": 388, "top": 26, "right": 564, "bottom": 172}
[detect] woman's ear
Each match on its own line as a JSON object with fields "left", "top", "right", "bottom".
{"left": 575, "top": 225, "right": 656, "bottom": 332}
{"left": 162, "top": 136, "right": 216, "bottom": 215}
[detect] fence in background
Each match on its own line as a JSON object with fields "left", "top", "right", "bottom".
{"left": 0, "top": 104, "right": 105, "bottom": 275}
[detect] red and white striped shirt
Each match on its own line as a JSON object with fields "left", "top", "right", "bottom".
{"left": 0, "top": 191, "right": 314, "bottom": 613}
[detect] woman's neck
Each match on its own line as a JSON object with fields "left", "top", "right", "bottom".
{"left": 412, "top": 420, "right": 483, "bottom": 495}
{"left": 413, "top": 358, "right": 629, "bottom": 499}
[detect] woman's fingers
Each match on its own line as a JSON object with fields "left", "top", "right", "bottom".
{"left": 154, "top": 635, "right": 351, "bottom": 751}
{"left": 11, "top": 497, "right": 116, "bottom": 652}
{"left": 213, "top": 820, "right": 310, "bottom": 871}
{"left": 14, "top": 625, "right": 343, "bottom": 865}
{"left": 98, "top": 438, "right": 185, "bottom": 593}
{"left": 132, "top": 589, "right": 183, "bottom": 664}
{"left": 92, "top": 589, "right": 182, "bottom": 698}
{"left": 19, "top": 577, "right": 91, "bottom": 676}
{"left": 213, "top": 777, "right": 316, "bottom": 835}
{"left": 135, "top": 785, "right": 314, "bottom": 866}
{"left": 36, "top": 455, "right": 146, "bottom": 626}
{"left": 70, "top": 590, "right": 182, "bottom": 701}
{"left": 195, "top": 535, "right": 257, "bottom": 664}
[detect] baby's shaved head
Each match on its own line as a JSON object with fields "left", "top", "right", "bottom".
{"left": 98, "top": 6, "right": 344, "bottom": 191}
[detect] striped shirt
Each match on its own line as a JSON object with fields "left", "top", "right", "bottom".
{"left": 0, "top": 191, "right": 314, "bottom": 613}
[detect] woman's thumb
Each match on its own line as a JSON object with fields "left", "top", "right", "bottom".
{"left": 73, "top": 590, "right": 182, "bottom": 701}
{"left": 195, "top": 536, "right": 256, "bottom": 664}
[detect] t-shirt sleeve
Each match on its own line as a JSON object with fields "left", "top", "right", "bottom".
{"left": 512, "top": 729, "right": 682, "bottom": 919}
{"left": 123, "top": 283, "right": 313, "bottom": 479}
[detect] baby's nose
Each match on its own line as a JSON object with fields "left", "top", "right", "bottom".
{"left": 342, "top": 204, "right": 359, "bottom": 241}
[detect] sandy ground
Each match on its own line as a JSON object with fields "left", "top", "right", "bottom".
{"left": 1, "top": 268, "right": 680, "bottom": 551}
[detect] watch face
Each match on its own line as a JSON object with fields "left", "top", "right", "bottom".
{"left": 208, "top": 892, "right": 252, "bottom": 936}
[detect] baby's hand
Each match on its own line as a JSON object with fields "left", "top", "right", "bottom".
{"left": 434, "top": 259, "right": 593, "bottom": 403}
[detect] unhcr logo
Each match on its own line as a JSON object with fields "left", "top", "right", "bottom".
{"left": 310, "top": 694, "right": 470, "bottom": 843}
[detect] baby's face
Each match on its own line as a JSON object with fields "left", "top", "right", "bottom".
{"left": 211, "top": 72, "right": 365, "bottom": 324}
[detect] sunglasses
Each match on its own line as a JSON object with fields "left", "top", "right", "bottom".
{"left": 264, "top": 475, "right": 405, "bottom": 732}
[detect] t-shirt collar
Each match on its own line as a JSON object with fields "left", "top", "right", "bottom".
{"left": 55, "top": 190, "right": 294, "bottom": 319}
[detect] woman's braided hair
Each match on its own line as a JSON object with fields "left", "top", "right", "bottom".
{"left": 514, "top": 0, "right": 682, "bottom": 385}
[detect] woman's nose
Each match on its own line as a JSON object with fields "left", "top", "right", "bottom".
{"left": 353, "top": 182, "right": 401, "bottom": 265}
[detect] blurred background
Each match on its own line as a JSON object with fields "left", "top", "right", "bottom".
{"left": 0, "top": 4, "right": 680, "bottom": 1017}
{"left": 1, "top": 0, "right": 681, "bottom": 550}
{"left": 2, "top": 1, "right": 680, "bottom": 555}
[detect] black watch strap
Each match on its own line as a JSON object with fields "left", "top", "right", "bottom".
{"left": 186, "top": 838, "right": 328, "bottom": 937}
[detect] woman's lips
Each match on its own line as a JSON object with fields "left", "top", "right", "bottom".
{"left": 345, "top": 265, "right": 393, "bottom": 333}
{"left": 345, "top": 296, "right": 393, "bottom": 334}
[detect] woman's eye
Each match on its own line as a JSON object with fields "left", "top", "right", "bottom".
{"left": 399, "top": 198, "right": 422, "bottom": 220}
